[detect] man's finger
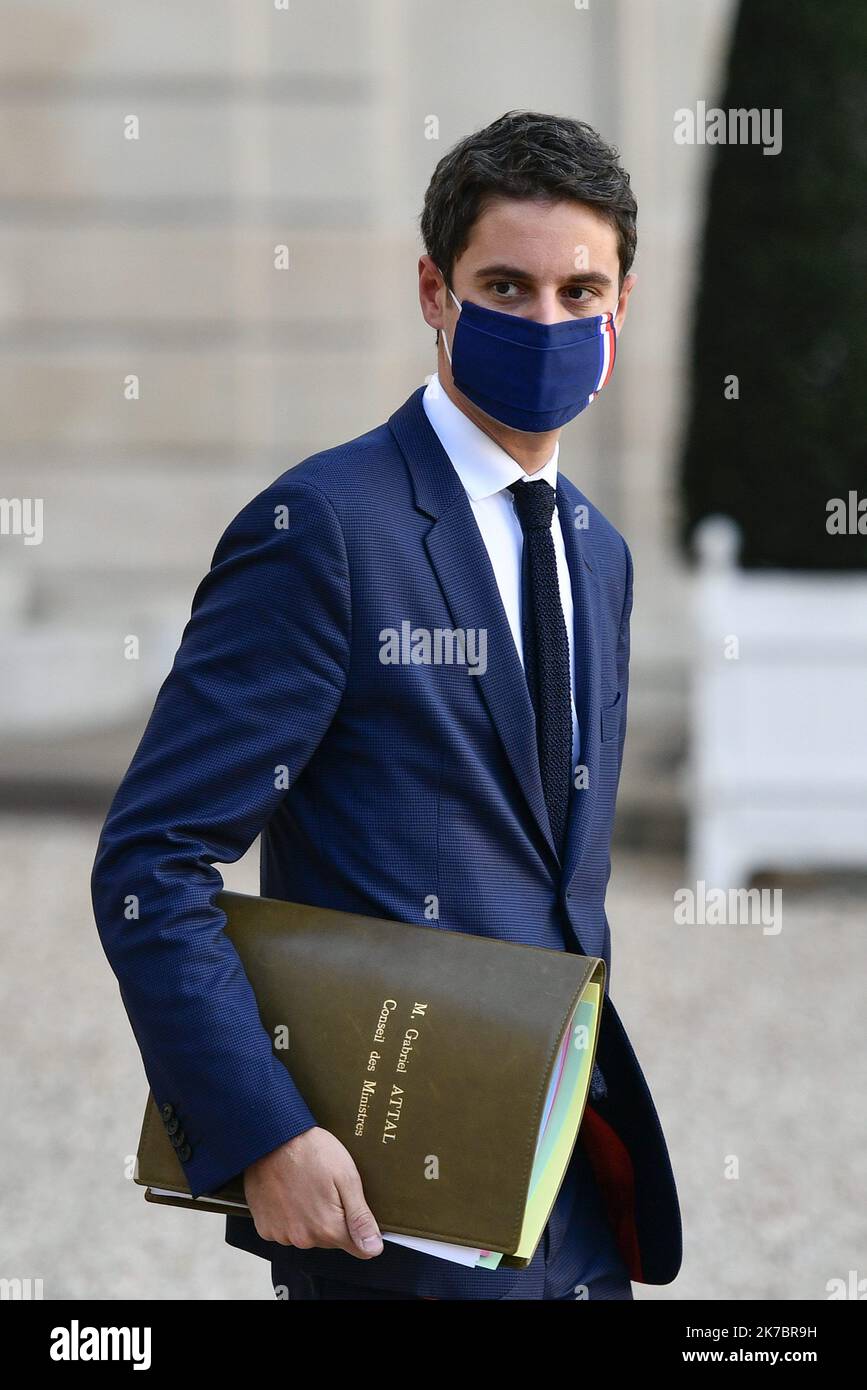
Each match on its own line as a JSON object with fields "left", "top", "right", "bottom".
{"left": 333, "top": 1168, "right": 384, "bottom": 1256}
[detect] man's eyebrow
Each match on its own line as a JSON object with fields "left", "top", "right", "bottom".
{"left": 472, "top": 263, "right": 614, "bottom": 288}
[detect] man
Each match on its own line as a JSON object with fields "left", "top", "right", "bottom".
{"left": 92, "top": 110, "right": 682, "bottom": 1300}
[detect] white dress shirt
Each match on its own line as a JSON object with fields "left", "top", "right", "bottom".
{"left": 421, "top": 371, "right": 580, "bottom": 773}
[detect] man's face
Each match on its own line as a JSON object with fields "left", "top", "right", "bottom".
{"left": 422, "top": 193, "right": 635, "bottom": 380}
{"left": 419, "top": 194, "right": 636, "bottom": 452}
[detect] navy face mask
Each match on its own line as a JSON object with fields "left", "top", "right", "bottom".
{"left": 439, "top": 273, "right": 617, "bottom": 433}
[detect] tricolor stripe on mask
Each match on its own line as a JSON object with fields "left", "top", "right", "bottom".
{"left": 587, "top": 313, "right": 617, "bottom": 403}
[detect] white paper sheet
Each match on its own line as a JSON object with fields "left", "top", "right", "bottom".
{"left": 381, "top": 1231, "right": 483, "bottom": 1267}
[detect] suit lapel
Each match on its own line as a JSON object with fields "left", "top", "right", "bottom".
{"left": 556, "top": 480, "right": 602, "bottom": 893}
{"left": 388, "top": 388, "right": 607, "bottom": 881}
{"left": 388, "top": 387, "right": 559, "bottom": 863}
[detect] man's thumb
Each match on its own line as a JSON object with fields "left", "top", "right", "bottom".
{"left": 346, "top": 1205, "right": 384, "bottom": 1254}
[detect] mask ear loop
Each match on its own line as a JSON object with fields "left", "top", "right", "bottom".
{"left": 437, "top": 267, "right": 461, "bottom": 366}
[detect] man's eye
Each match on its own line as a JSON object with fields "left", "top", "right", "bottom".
{"left": 490, "top": 281, "right": 520, "bottom": 297}
{"left": 565, "top": 286, "right": 592, "bottom": 302}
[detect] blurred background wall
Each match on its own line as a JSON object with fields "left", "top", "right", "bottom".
{"left": 0, "top": 0, "right": 737, "bottom": 835}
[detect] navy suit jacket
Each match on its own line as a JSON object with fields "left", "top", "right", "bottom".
{"left": 91, "top": 383, "right": 682, "bottom": 1296}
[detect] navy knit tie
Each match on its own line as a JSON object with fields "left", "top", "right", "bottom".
{"left": 508, "top": 478, "right": 573, "bottom": 862}
{"left": 508, "top": 479, "right": 607, "bottom": 1103}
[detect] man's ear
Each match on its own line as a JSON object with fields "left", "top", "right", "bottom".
{"left": 614, "top": 271, "right": 637, "bottom": 335}
{"left": 419, "top": 255, "right": 449, "bottom": 337}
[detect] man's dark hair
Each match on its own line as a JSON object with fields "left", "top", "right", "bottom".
{"left": 420, "top": 110, "right": 637, "bottom": 317}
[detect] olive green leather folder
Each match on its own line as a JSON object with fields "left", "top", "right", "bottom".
{"left": 135, "top": 889, "right": 605, "bottom": 1268}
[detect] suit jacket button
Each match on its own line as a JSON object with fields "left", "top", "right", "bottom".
{"left": 170, "top": 1129, "right": 186, "bottom": 1148}
{"left": 161, "top": 1103, "right": 174, "bottom": 1122}
{"left": 177, "top": 1143, "right": 192, "bottom": 1162}
{"left": 165, "top": 1116, "right": 180, "bottom": 1136}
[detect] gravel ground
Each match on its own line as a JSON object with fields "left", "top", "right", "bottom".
{"left": 1, "top": 812, "right": 863, "bottom": 1301}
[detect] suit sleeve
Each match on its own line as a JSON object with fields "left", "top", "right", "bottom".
{"left": 91, "top": 475, "right": 351, "bottom": 1197}
{"left": 615, "top": 536, "right": 633, "bottom": 776}
{"left": 602, "top": 535, "right": 633, "bottom": 977}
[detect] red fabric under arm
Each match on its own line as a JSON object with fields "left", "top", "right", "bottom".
{"left": 580, "top": 1102, "right": 644, "bottom": 1283}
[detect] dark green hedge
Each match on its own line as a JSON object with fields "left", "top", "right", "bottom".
{"left": 679, "top": 0, "right": 867, "bottom": 568}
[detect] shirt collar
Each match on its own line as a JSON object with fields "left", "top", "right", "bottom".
{"left": 421, "top": 371, "right": 559, "bottom": 501}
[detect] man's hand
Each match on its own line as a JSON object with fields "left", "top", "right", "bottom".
{"left": 243, "top": 1126, "right": 384, "bottom": 1258}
